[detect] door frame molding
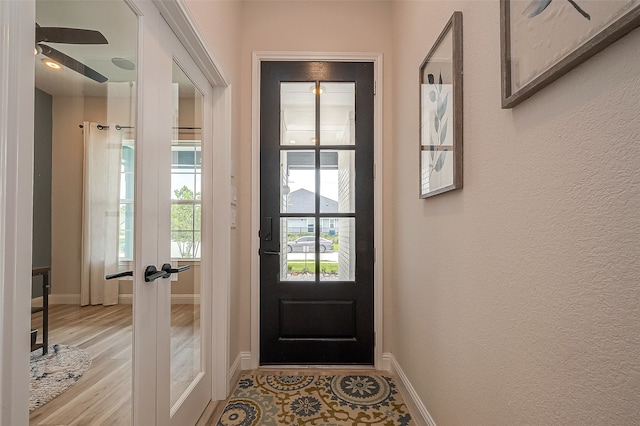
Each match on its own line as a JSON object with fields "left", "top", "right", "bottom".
{"left": 250, "top": 52, "right": 384, "bottom": 369}
{"left": 154, "top": 0, "right": 232, "bottom": 403}
{"left": 0, "top": 1, "right": 36, "bottom": 423}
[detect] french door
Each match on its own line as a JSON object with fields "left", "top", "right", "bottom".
{"left": 135, "top": 2, "right": 212, "bottom": 424}
{"left": 260, "top": 61, "right": 375, "bottom": 364}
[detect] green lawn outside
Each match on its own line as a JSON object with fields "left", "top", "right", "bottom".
{"left": 287, "top": 261, "right": 338, "bottom": 274}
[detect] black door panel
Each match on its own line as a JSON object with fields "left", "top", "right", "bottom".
{"left": 260, "top": 61, "right": 374, "bottom": 364}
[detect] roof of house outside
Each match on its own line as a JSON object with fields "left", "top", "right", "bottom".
{"left": 287, "top": 188, "right": 338, "bottom": 213}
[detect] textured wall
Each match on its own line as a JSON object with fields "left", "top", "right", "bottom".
{"left": 391, "top": 1, "right": 640, "bottom": 424}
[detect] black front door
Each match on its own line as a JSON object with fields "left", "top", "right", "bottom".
{"left": 260, "top": 61, "right": 375, "bottom": 364}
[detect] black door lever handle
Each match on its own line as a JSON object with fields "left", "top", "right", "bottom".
{"left": 161, "top": 263, "right": 191, "bottom": 274}
{"left": 144, "top": 265, "right": 166, "bottom": 282}
{"left": 105, "top": 270, "right": 133, "bottom": 280}
{"left": 260, "top": 248, "right": 281, "bottom": 255}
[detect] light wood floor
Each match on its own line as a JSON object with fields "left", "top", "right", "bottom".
{"left": 30, "top": 303, "right": 200, "bottom": 426}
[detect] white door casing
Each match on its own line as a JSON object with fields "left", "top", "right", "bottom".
{"left": 250, "top": 52, "right": 384, "bottom": 369}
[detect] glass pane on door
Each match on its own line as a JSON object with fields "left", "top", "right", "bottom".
{"left": 281, "top": 82, "right": 316, "bottom": 146}
{"left": 319, "top": 82, "right": 355, "bottom": 145}
{"left": 170, "top": 61, "right": 203, "bottom": 408}
{"left": 32, "top": 0, "right": 137, "bottom": 423}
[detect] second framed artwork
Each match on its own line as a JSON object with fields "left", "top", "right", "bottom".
{"left": 419, "top": 11, "right": 463, "bottom": 199}
{"left": 501, "top": 0, "right": 640, "bottom": 108}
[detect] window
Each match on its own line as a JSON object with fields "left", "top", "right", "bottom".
{"left": 171, "top": 140, "right": 201, "bottom": 259}
{"left": 119, "top": 141, "right": 134, "bottom": 260}
{"left": 118, "top": 139, "right": 202, "bottom": 260}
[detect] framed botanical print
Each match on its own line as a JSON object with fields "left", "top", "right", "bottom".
{"left": 501, "top": 0, "right": 640, "bottom": 108}
{"left": 419, "top": 11, "right": 463, "bottom": 198}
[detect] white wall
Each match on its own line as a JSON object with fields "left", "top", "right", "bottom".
{"left": 391, "top": 1, "right": 640, "bottom": 424}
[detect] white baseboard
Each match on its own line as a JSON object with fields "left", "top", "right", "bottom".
{"left": 228, "top": 351, "right": 252, "bottom": 392}
{"left": 384, "top": 352, "right": 437, "bottom": 426}
{"left": 118, "top": 294, "right": 201, "bottom": 304}
{"left": 240, "top": 352, "right": 253, "bottom": 371}
{"left": 47, "top": 293, "right": 200, "bottom": 305}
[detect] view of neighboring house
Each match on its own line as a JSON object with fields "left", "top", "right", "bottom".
{"left": 284, "top": 188, "right": 339, "bottom": 235}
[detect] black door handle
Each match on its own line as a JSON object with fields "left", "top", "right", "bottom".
{"left": 260, "top": 248, "right": 281, "bottom": 255}
{"left": 144, "top": 265, "right": 166, "bottom": 282}
{"left": 161, "top": 263, "right": 190, "bottom": 275}
{"left": 105, "top": 270, "right": 133, "bottom": 280}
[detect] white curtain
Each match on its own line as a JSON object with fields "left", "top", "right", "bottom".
{"left": 80, "top": 121, "right": 122, "bottom": 306}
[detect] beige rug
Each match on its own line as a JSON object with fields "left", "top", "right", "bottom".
{"left": 30, "top": 344, "right": 92, "bottom": 412}
{"left": 216, "top": 373, "right": 413, "bottom": 425}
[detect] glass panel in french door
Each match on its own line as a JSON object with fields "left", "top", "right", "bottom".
{"left": 170, "top": 61, "right": 203, "bottom": 408}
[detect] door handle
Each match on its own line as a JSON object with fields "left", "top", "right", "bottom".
{"left": 144, "top": 265, "right": 167, "bottom": 282}
{"left": 105, "top": 270, "right": 133, "bottom": 280}
{"left": 260, "top": 248, "right": 281, "bottom": 255}
{"left": 161, "top": 263, "right": 190, "bottom": 275}
{"left": 146, "top": 263, "right": 191, "bottom": 282}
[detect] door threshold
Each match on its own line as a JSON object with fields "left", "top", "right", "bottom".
{"left": 257, "top": 365, "right": 377, "bottom": 371}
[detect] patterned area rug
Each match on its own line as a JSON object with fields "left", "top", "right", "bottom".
{"left": 217, "top": 373, "right": 413, "bottom": 425}
{"left": 30, "top": 344, "right": 92, "bottom": 412}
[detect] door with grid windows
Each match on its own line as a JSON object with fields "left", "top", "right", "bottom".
{"left": 260, "top": 61, "right": 374, "bottom": 364}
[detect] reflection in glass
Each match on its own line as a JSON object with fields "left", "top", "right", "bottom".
{"left": 320, "top": 150, "right": 354, "bottom": 213}
{"left": 170, "top": 61, "right": 203, "bottom": 408}
{"left": 281, "top": 82, "right": 316, "bottom": 146}
{"left": 319, "top": 83, "right": 355, "bottom": 145}
{"left": 280, "top": 150, "right": 315, "bottom": 214}
{"left": 281, "top": 218, "right": 316, "bottom": 281}
{"left": 34, "top": 0, "right": 137, "bottom": 423}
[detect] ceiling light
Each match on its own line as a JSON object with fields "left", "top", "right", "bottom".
{"left": 310, "top": 85, "right": 325, "bottom": 95}
{"left": 42, "top": 59, "right": 61, "bottom": 69}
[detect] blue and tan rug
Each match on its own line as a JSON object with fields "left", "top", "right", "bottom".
{"left": 217, "top": 373, "right": 413, "bottom": 425}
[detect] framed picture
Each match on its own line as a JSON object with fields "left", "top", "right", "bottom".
{"left": 419, "top": 11, "right": 463, "bottom": 199}
{"left": 501, "top": 0, "right": 640, "bottom": 108}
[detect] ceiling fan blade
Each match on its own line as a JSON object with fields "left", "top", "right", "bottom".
{"left": 40, "top": 44, "right": 108, "bottom": 83}
{"left": 36, "top": 26, "right": 108, "bottom": 44}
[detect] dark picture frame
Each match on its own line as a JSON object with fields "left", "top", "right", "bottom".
{"left": 501, "top": 0, "right": 640, "bottom": 108}
{"left": 419, "top": 11, "right": 463, "bottom": 199}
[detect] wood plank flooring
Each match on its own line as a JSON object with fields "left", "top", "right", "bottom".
{"left": 29, "top": 303, "right": 200, "bottom": 426}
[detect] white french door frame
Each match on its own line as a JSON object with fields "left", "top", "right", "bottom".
{"left": 0, "top": 0, "right": 231, "bottom": 424}
{"left": 151, "top": 0, "right": 231, "bottom": 403}
{"left": 250, "top": 52, "right": 384, "bottom": 369}
{"left": 0, "top": 1, "right": 36, "bottom": 424}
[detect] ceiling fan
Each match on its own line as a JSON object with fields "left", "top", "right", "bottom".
{"left": 36, "top": 24, "right": 109, "bottom": 83}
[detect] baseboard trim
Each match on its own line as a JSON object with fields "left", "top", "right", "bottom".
{"left": 384, "top": 353, "right": 437, "bottom": 426}
{"left": 118, "top": 294, "right": 201, "bottom": 304}
{"left": 48, "top": 293, "right": 200, "bottom": 305}
{"left": 228, "top": 351, "right": 252, "bottom": 391}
